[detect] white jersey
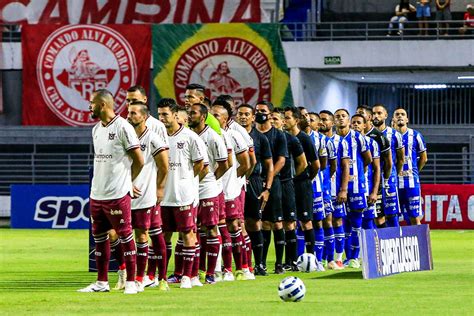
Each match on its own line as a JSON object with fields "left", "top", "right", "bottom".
{"left": 162, "top": 125, "right": 205, "bottom": 207}
{"left": 198, "top": 126, "right": 228, "bottom": 199}
{"left": 91, "top": 116, "right": 139, "bottom": 200}
{"left": 227, "top": 119, "right": 253, "bottom": 188}
{"left": 222, "top": 128, "right": 248, "bottom": 200}
{"left": 146, "top": 115, "right": 169, "bottom": 147}
{"left": 131, "top": 128, "right": 168, "bottom": 210}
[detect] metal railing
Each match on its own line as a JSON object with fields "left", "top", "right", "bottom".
{"left": 0, "top": 150, "right": 471, "bottom": 195}
{"left": 0, "top": 153, "right": 93, "bottom": 195}
{"left": 281, "top": 20, "right": 474, "bottom": 41}
{"left": 2, "top": 20, "right": 474, "bottom": 42}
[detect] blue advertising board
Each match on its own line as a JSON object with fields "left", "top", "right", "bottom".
{"left": 11, "top": 184, "right": 90, "bottom": 229}
{"left": 360, "top": 225, "right": 434, "bottom": 279}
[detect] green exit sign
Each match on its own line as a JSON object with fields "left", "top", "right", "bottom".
{"left": 324, "top": 56, "right": 341, "bottom": 65}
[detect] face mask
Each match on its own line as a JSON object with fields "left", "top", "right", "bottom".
{"left": 255, "top": 112, "right": 269, "bottom": 124}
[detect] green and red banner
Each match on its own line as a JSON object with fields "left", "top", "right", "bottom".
{"left": 152, "top": 23, "right": 292, "bottom": 109}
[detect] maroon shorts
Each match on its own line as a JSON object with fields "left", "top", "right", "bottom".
{"left": 218, "top": 192, "right": 226, "bottom": 221}
{"left": 90, "top": 195, "right": 132, "bottom": 236}
{"left": 238, "top": 188, "right": 246, "bottom": 220}
{"left": 150, "top": 205, "right": 163, "bottom": 228}
{"left": 131, "top": 207, "right": 152, "bottom": 230}
{"left": 198, "top": 196, "right": 220, "bottom": 227}
{"left": 225, "top": 198, "right": 240, "bottom": 220}
{"left": 161, "top": 204, "right": 195, "bottom": 232}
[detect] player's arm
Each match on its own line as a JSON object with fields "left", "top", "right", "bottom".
{"left": 362, "top": 149, "right": 372, "bottom": 168}
{"left": 418, "top": 151, "right": 428, "bottom": 172}
{"left": 396, "top": 147, "right": 405, "bottom": 175}
{"left": 246, "top": 149, "right": 257, "bottom": 178}
{"left": 368, "top": 157, "right": 381, "bottom": 205}
{"left": 308, "top": 158, "right": 320, "bottom": 180}
{"left": 236, "top": 150, "right": 250, "bottom": 178}
{"left": 193, "top": 159, "right": 205, "bottom": 178}
{"left": 128, "top": 147, "right": 144, "bottom": 181}
{"left": 259, "top": 157, "right": 274, "bottom": 206}
{"left": 198, "top": 164, "right": 209, "bottom": 182}
{"left": 273, "top": 155, "right": 286, "bottom": 176}
{"left": 319, "top": 155, "right": 327, "bottom": 172}
{"left": 336, "top": 158, "right": 350, "bottom": 203}
{"left": 329, "top": 158, "right": 337, "bottom": 178}
{"left": 153, "top": 149, "right": 169, "bottom": 205}
{"left": 381, "top": 149, "right": 392, "bottom": 180}
{"left": 214, "top": 159, "right": 229, "bottom": 180}
{"left": 294, "top": 153, "right": 308, "bottom": 177}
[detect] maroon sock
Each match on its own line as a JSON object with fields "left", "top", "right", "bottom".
{"left": 110, "top": 238, "right": 124, "bottom": 266}
{"left": 119, "top": 234, "right": 137, "bottom": 282}
{"left": 174, "top": 240, "right": 184, "bottom": 276}
{"left": 199, "top": 232, "right": 207, "bottom": 271}
{"left": 191, "top": 242, "right": 200, "bottom": 278}
{"left": 166, "top": 242, "right": 172, "bottom": 270}
{"left": 206, "top": 236, "right": 220, "bottom": 275}
{"left": 146, "top": 248, "right": 157, "bottom": 279}
{"left": 244, "top": 234, "right": 253, "bottom": 269}
{"left": 182, "top": 245, "right": 195, "bottom": 278}
{"left": 94, "top": 233, "right": 110, "bottom": 282}
{"left": 240, "top": 232, "right": 248, "bottom": 268}
{"left": 135, "top": 242, "right": 148, "bottom": 280}
{"left": 230, "top": 230, "right": 243, "bottom": 270}
{"left": 219, "top": 224, "right": 233, "bottom": 271}
{"left": 150, "top": 230, "right": 168, "bottom": 281}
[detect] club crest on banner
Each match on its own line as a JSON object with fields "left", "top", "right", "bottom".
{"left": 36, "top": 25, "right": 137, "bottom": 126}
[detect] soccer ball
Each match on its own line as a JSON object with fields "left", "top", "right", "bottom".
{"left": 296, "top": 253, "right": 317, "bottom": 272}
{"left": 278, "top": 276, "right": 306, "bottom": 302}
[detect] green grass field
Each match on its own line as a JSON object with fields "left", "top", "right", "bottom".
{"left": 0, "top": 229, "right": 473, "bottom": 315}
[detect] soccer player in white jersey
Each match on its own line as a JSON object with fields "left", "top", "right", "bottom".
{"left": 211, "top": 101, "right": 253, "bottom": 280}
{"left": 393, "top": 108, "right": 428, "bottom": 225}
{"left": 79, "top": 89, "right": 144, "bottom": 294}
{"left": 372, "top": 104, "right": 405, "bottom": 228}
{"left": 189, "top": 103, "right": 230, "bottom": 284}
{"left": 351, "top": 114, "right": 381, "bottom": 230}
{"left": 157, "top": 98, "right": 206, "bottom": 289}
{"left": 216, "top": 95, "right": 257, "bottom": 272}
{"left": 319, "top": 110, "right": 346, "bottom": 268}
{"left": 335, "top": 109, "right": 372, "bottom": 269}
{"left": 126, "top": 102, "right": 169, "bottom": 292}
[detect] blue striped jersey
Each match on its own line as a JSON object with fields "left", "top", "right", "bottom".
{"left": 328, "top": 134, "right": 342, "bottom": 197}
{"left": 309, "top": 131, "right": 325, "bottom": 193}
{"left": 365, "top": 136, "right": 380, "bottom": 194}
{"left": 381, "top": 126, "right": 404, "bottom": 179}
{"left": 331, "top": 136, "right": 350, "bottom": 196}
{"left": 342, "top": 130, "right": 368, "bottom": 194}
{"left": 398, "top": 128, "right": 426, "bottom": 189}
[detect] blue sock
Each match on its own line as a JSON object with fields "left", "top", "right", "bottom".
{"left": 322, "top": 243, "right": 327, "bottom": 261}
{"left": 333, "top": 225, "right": 345, "bottom": 257}
{"left": 349, "top": 211, "right": 363, "bottom": 260}
{"left": 314, "top": 227, "right": 324, "bottom": 262}
{"left": 402, "top": 212, "right": 411, "bottom": 225}
{"left": 343, "top": 218, "right": 352, "bottom": 260}
{"left": 363, "top": 218, "right": 375, "bottom": 229}
{"left": 324, "top": 227, "right": 335, "bottom": 262}
{"left": 386, "top": 215, "right": 400, "bottom": 227}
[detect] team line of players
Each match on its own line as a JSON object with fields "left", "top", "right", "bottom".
{"left": 79, "top": 83, "right": 427, "bottom": 294}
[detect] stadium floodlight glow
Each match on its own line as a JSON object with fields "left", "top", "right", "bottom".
{"left": 458, "top": 76, "right": 474, "bottom": 80}
{"left": 414, "top": 84, "right": 447, "bottom": 89}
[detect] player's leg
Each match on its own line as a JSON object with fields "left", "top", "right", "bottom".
{"left": 162, "top": 206, "right": 181, "bottom": 283}
{"left": 384, "top": 177, "right": 401, "bottom": 227}
{"left": 332, "top": 197, "right": 346, "bottom": 268}
{"left": 295, "top": 179, "right": 315, "bottom": 255}
{"left": 148, "top": 205, "right": 168, "bottom": 290}
{"left": 78, "top": 199, "right": 111, "bottom": 292}
{"left": 323, "top": 200, "right": 339, "bottom": 269}
{"left": 131, "top": 207, "right": 151, "bottom": 292}
{"left": 174, "top": 204, "right": 196, "bottom": 289}
{"left": 407, "top": 187, "right": 423, "bottom": 225}
{"left": 312, "top": 189, "right": 325, "bottom": 270}
{"left": 108, "top": 229, "right": 126, "bottom": 290}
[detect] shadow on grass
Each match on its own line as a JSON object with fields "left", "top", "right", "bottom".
{"left": 310, "top": 271, "right": 363, "bottom": 280}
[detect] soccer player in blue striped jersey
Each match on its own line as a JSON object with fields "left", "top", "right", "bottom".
{"left": 310, "top": 112, "right": 339, "bottom": 270}
{"left": 319, "top": 110, "right": 346, "bottom": 268}
{"left": 372, "top": 104, "right": 405, "bottom": 228}
{"left": 335, "top": 109, "right": 372, "bottom": 269}
{"left": 393, "top": 108, "right": 428, "bottom": 225}
{"left": 351, "top": 114, "right": 381, "bottom": 231}
{"left": 299, "top": 107, "right": 325, "bottom": 271}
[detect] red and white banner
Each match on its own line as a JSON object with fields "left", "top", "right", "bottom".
{"left": 421, "top": 184, "right": 474, "bottom": 229}
{"left": 22, "top": 24, "right": 151, "bottom": 126}
{"left": 1, "top": 0, "right": 266, "bottom": 24}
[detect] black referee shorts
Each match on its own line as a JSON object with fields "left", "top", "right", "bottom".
{"left": 294, "top": 178, "right": 313, "bottom": 222}
{"left": 281, "top": 179, "right": 297, "bottom": 222}
{"left": 262, "top": 177, "right": 283, "bottom": 222}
